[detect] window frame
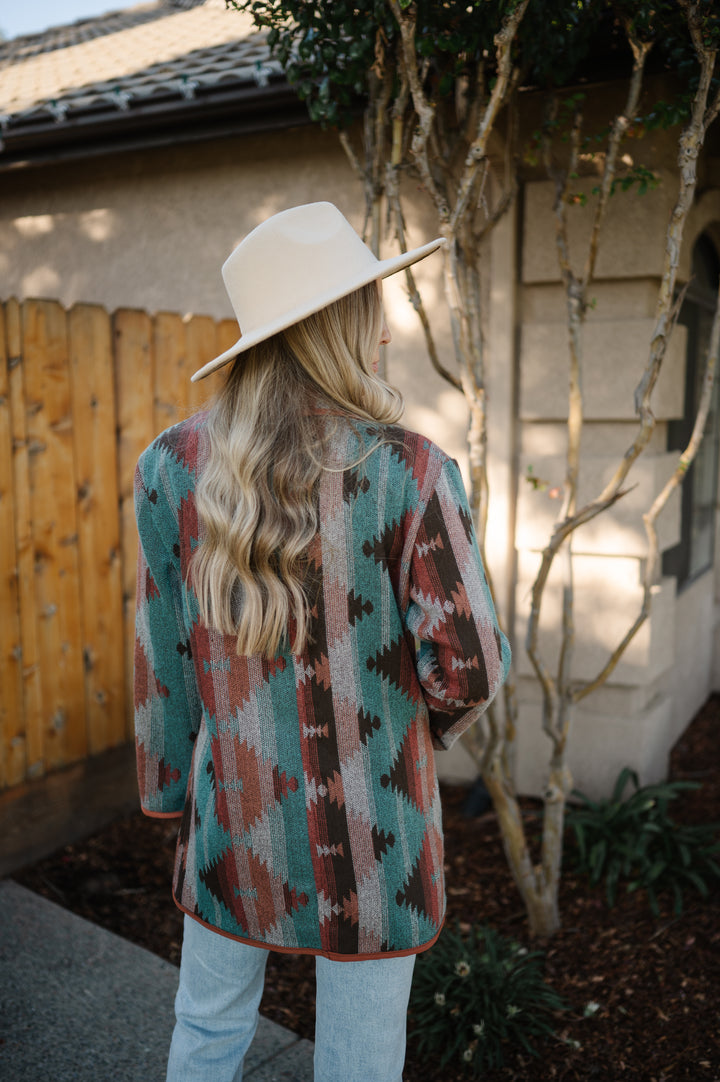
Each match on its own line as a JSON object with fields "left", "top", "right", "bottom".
{"left": 662, "top": 233, "right": 720, "bottom": 590}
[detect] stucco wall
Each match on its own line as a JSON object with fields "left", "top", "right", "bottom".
{"left": 0, "top": 124, "right": 487, "bottom": 784}
{"left": 513, "top": 173, "right": 720, "bottom": 798}
{"left": 3, "top": 117, "right": 719, "bottom": 799}
{"left": 0, "top": 126, "right": 468, "bottom": 459}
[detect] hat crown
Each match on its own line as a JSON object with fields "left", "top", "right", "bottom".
{"left": 190, "top": 201, "right": 444, "bottom": 381}
{"left": 222, "top": 202, "right": 378, "bottom": 334}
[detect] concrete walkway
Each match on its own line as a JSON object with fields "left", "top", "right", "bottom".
{"left": 0, "top": 879, "right": 314, "bottom": 1081}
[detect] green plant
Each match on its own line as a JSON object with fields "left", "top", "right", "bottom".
{"left": 566, "top": 767, "right": 720, "bottom": 915}
{"left": 409, "top": 923, "right": 567, "bottom": 1076}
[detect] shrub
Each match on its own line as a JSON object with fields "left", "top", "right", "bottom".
{"left": 409, "top": 923, "right": 567, "bottom": 1077}
{"left": 566, "top": 767, "right": 720, "bottom": 915}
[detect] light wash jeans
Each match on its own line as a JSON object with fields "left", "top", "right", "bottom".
{"left": 166, "top": 914, "right": 416, "bottom": 1082}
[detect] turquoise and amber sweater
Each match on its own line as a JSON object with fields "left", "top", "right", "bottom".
{"left": 134, "top": 412, "right": 510, "bottom": 960}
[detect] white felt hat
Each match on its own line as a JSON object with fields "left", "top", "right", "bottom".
{"left": 191, "top": 201, "right": 445, "bottom": 381}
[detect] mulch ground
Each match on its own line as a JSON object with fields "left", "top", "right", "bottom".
{"left": 12, "top": 696, "right": 720, "bottom": 1081}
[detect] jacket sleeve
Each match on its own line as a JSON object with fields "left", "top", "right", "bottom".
{"left": 405, "top": 456, "right": 511, "bottom": 750}
{"left": 134, "top": 445, "right": 201, "bottom": 816}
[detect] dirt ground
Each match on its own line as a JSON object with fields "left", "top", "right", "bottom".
{"left": 13, "top": 696, "right": 720, "bottom": 1081}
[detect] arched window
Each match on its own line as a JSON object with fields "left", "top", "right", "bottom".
{"left": 663, "top": 234, "right": 720, "bottom": 588}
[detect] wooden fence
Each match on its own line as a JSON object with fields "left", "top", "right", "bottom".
{"left": 0, "top": 298, "right": 235, "bottom": 792}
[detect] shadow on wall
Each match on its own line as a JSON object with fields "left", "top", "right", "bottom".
{"left": 7, "top": 208, "right": 118, "bottom": 299}
{"left": 0, "top": 183, "right": 290, "bottom": 319}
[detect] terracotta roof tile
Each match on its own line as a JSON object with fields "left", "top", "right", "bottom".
{"left": 0, "top": 0, "right": 278, "bottom": 125}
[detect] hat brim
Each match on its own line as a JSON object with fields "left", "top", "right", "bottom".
{"left": 190, "top": 236, "right": 446, "bottom": 382}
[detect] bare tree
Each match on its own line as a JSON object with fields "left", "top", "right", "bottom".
{"left": 230, "top": 0, "right": 720, "bottom": 935}
{"left": 514, "top": 5, "right": 720, "bottom": 934}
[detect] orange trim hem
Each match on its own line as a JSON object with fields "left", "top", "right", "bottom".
{"left": 172, "top": 895, "right": 445, "bottom": 962}
{"left": 141, "top": 807, "right": 184, "bottom": 820}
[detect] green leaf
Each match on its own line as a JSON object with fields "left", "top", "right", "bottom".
{"left": 645, "top": 858, "right": 668, "bottom": 883}
{"left": 605, "top": 860, "right": 620, "bottom": 906}
{"left": 611, "top": 767, "right": 638, "bottom": 803}
{"left": 567, "top": 765, "right": 718, "bottom": 916}
{"left": 589, "top": 839, "right": 607, "bottom": 882}
{"left": 683, "top": 870, "right": 709, "bottom": 896}
{"left": 410, "top": 922, "right": 567, "bottom": 1075}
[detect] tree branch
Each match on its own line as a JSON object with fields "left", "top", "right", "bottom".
{"left": 340, "top": 118, "right": 381, "bottom": 251}
{"left": 571, "top": 4, "right": 718, "bottom": 703}
{"left": 387, "top": 0, "right": 450, "bottom": 222}
{"left": 371, "top": 39, "right": 394, "bottom": 194}
{"left": 390, "top": 65, "right": 409, "bottom": 168}
{"left": 473, "top": 94, "right": 520, "bottom": 246}
{"left": 474, "top": 178, "right": 519, "bottom": 246}
{"left": 527, "top": 99, "right": 586, "bottom": 736}
{"left": 705, "top": 82, "right": 720, "bottom": 130}
{"left": 632, "top": 27, "right": 716, "bottom": 426}
{"left": 579, "top": 54, "right": 716, "bottom": 522}
{"left": 450, "top": 0, "right": 529, "bottom": 233}
{"left": 575, "top": 272, "right": 720, "bottom": 703}
{"left": 581, "top": 29, "right": 652, "bottom": 291}
{"left": 385, "top": 165, "right": 462, "bottom": 392}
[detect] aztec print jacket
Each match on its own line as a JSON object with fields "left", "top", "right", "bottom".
{"left": 134, "top": 411, "right": 510, "bottom": 960}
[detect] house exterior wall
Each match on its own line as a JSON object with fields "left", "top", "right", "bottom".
{"left": 1, "top": 117, "right": 718, "bottom": 799}
{"left": 0, "top": 126, "right": 467, "bottom": 457}
{"left": 513, "top": 174, "right": 720, "bottom": 798}
{"left": 0, "top": 124, "right": 480, "bottom": 784}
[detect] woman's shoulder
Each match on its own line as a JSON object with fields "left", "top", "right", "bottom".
{"left": 137, "top": 411, "right": 209, "bottom": 476}
{"left": 369, "top": 421, "right": 456, "bottom": 477}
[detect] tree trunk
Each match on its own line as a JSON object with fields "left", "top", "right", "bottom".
{"left": 482, "top": 758, "right": 562, "bottom": 937}
{"left": 524, "top": 885, "right": 561, "bottom": 939}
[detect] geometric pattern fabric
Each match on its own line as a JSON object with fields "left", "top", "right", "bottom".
{"left": 134, "top": 413, "right": 510, "bottom": 958}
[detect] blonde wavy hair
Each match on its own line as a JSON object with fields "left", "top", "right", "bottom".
{"left": 191, "top": 281, "right": 403, "bottom": 658}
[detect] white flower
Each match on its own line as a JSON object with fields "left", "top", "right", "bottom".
{"left": 506, "top": 1004, "right": 521, "bottom": 1018}
{"left": 463, "top": 1048, "right": 474, "bottom": 1062}
{"left": 473, "top": 1021, "right": 485, "bottom": 1037}
{"left": 455, "top": 960, "right": 471, "bottom": 978}
{"left": 434, "top": 992, "right": 446, "bottom": 1007}
{"left": 583, "top": 1001, "right": 601, "bottom": 1018}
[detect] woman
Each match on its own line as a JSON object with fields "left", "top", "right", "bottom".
{"left": 134, "top": 202, "right": 511, "bottom": 1082}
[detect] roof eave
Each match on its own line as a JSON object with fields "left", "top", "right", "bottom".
{"left": 0, "top": 79, "right": 310, "bottom": 170}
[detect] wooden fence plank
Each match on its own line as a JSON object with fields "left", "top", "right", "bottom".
{"left": 7, "top": 298, "right": 44, "bottom": 781}
{"left": 154, "top": 311, "right": 188, "bottom": 431}
{"left": 22, "top": 299, "right": 86, "bottom": 771}
{"left": 114, "top": 309, "right": 155, "bottom": 741}
{"left": 69, "top": 304, "right": 125, "bottom": 754}
{"left": 217, "top": 318, "right": 240, "bottom": 361}
{"left": 0, "top": 304, "right": 25, "bottom": 787}
{"left": 186, "top": 316, "right": 239, "bottom": 415}
{"left": 186, "top": 314, "right": 218, "bottom": 415}
{"left": 2, "top": 300, "right": 241, "bottom": 793}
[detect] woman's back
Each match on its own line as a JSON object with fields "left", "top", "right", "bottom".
{"left": 135, "top": 203, "right": 510, "bottom": 1082}
{"left": 135, "top": 410, "right": 507, "bottom": 959}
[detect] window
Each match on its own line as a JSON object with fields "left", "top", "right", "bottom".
{"left": 663, "top": 234, "right": 720, "bottom": 588}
